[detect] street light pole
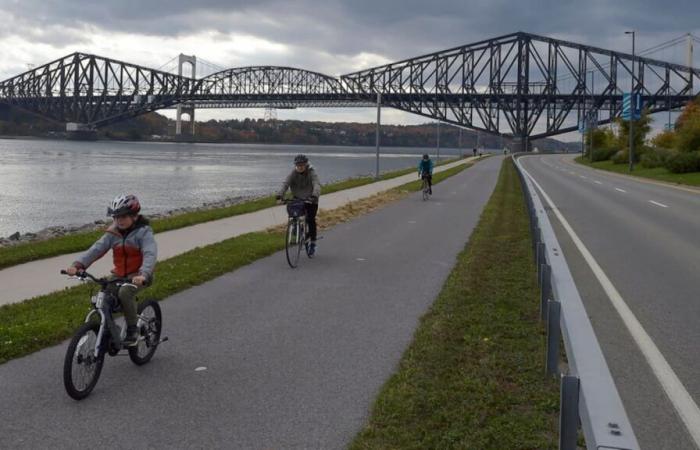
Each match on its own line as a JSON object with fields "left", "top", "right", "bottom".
{"left": 436, "top": 120, "right": 441, "bottom": 162}
{"left": 375, "top": 92, "right": 381, "bottom": 180}
{"left": 625, "top": 30, "right": 636, "bottom": 172}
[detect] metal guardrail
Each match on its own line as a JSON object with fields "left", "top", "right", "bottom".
{"left": 513, "top": 154, "right": 640, "bottom": 450}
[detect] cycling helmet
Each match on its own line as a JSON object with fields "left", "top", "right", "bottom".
{"left": 422, "top": 154, "right": 429, "bottom": 160}
{"left": 294, "top": 154, "right": 309, "bottom": 165}
{"left": 107, "top": 194, "right": 141, "bottom": 217}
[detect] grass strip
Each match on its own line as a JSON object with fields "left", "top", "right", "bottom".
{"left": 350, "top": 158, "right": 559, "bottom": 450}
{"left": 575, "top": 156, "right": 700, "bottom": 187}
{"left": 0, "top": 158, "right": 462, "bottom": 271}
{"left": 0, "top": 161, "right": 470, "bottom": 365}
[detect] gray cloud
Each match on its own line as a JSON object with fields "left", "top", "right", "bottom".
{"left": 2, "top": 0, "right": 700, "bottom": 67}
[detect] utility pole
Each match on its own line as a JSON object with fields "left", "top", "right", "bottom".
{"left": 625, "top": 30, "right": 636, "bottom": 171}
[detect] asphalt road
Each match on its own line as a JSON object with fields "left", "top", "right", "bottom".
{"left": 520, "top": 154, "right": 700, "bottom": 450}
{"left": 0, "top": 156, "right": 503, "bottom": 449}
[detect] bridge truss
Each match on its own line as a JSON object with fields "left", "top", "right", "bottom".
{"left": 1, "top": 32, "right": 699, "bottom": 140}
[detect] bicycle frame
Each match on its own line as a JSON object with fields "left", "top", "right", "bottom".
{"left": 80, "top": 281, "right": 137, "bottom": 358}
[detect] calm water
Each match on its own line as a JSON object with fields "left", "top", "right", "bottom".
{"left": 0, "top": 139, "right": 462, "bottom": 237}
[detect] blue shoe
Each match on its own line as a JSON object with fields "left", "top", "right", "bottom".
{"left": 308, "top": 242, "right": 316, "bottom": 257}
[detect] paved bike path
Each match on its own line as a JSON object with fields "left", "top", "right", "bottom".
{"left": 0, "top": 157, "right": 477, "bottom": 306}
{"left": 0, "top": 156, "right": 503, "bottom": 449}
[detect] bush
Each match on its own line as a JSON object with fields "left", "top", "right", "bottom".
{"left": 611, "top": 150, "right": 629, "bottom": 164}
{"left": 664, "top": 151, "right": 700, "bottom": 173}
{"left": 640, "top": 148, "right": 674, "bottom": 169}
{"left": 591, "top": 147, "right": 617, "bottom": 162}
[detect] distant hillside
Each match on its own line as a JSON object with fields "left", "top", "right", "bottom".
{"left": 0, "top": 103, "right": 578, "bottom": 151}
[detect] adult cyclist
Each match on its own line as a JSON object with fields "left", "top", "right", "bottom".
{"left": 418, "top": 154, "right": 434, "bottom": 195}
{"left": 276, "top": 154, "right": 321, "bottom": 256}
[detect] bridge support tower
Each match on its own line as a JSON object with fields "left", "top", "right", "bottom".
{"left": 176, "top": 54, "right": 197, "bottom": 136}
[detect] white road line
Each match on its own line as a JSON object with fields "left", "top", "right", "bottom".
{"left": 649, "top": 200, "right": 669, "bottom": 208}
{"left": 579, "top": 175, "right": 588, "bottom": 179}
{"left": 594, "top": 181, "right": 603, "bottom": 185}
{"left": 615, "top": 188, "right": 627, "bottom": 193}
{"left": 520, "top": 164, "right": 700, "bottom": 447}
{"left": 569, "top": 171, "right": 576, "bottom": 175}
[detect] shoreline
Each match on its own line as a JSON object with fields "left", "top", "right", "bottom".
{"left": 0, "top": 194, "right": 255, "bottom": 248}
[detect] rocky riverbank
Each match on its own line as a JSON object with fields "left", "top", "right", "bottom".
{"left": 0, "top": 194, "right": 254, "bottom": 249}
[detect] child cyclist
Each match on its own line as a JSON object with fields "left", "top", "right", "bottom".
{"left": 64, "top": 194, "right": 157, "bottom": 346}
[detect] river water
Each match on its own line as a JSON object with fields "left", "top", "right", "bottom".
{"left": 0, "top": 139, "right": 461, "bottom": 237}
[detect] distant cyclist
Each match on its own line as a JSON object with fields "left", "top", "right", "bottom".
{"left": 418, "top": 154, "right": 434, "bottom": 195}
{"left": 276, "top": 154, "right": 321, "bottom": 256}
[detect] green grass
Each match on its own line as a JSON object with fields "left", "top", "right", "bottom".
{"left": 575, "top": 156, "right": 700, "bottom": 187}
{"left": 350, "top": 158, "right": 559, "bottom": 450}
{"left": 0, "top": 157, "right": 465, "bottom": 270}
{"left": 0, "top": 161, "right": 469, "bottom": 365}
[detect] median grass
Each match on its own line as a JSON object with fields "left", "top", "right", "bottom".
{"left": 351, "top": 158, "right": 559, "bottom": 450}
{"left": 0, "top": 161, "right": 470, "bottom": 365}
{"left": 575, "top": 156, "right": 700, "bottom": 187}
{"left": 0, "top": 157, "right": 464, "bottom": 271}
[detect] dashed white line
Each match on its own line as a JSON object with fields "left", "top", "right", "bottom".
{"left": 579, "top": 175, "right": 588, "bottom": 179}
{"left": 649, "top": 200, "right": 669, "bottom": 208}
{"left": 594, "top": 181, "right": 603, "bottom": 185}
{"left": 615, "top": 188, "right": 627, "bottom": 193}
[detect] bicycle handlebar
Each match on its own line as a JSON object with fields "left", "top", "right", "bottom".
{"left": 60, "top": 270, "right": 128, "bottom": 287}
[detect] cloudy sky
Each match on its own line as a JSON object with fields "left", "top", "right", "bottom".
{"left": 1, "top": 0, "right": 699, "bottom": 139}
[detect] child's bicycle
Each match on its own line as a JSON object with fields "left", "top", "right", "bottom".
{"left": 283, "top": 198, "right": 314, "bottom": 268}
{"left": 60, "top": 270, "right": 166, "bottom": 400}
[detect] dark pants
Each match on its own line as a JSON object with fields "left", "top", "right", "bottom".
{"left": 306, "top": 203, "right": 319, "bottom": 241}
{"left": 421, "top": 174, "right": 432, "bottom": 189}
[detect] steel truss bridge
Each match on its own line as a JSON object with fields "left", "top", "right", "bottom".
{"left": 1, "top": 32, "right": 699, "bottom": 144}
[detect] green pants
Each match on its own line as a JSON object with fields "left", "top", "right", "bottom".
{"left": 106, "top": 274, "right": 143, "bottom": 328}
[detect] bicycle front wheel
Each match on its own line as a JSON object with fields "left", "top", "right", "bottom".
{"left": 63, "top": 321, "right": 105, "bottom": 400}
{"left": 285, "top": 219, "right": 302, "bottom": 268}
{"left": 129, "top": 300, "right": 162, "bottom": 365}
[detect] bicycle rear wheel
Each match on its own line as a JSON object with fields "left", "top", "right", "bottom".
{"left": 63, "top": 321, "right": 105, "bottom": 400}
{"left": 422, "top": 180, "right": 429, "bottom": 201}
{"left": 129, "top": 300, "right": 162, "bottom": 365}
{"left": 285, "top": 219, "right": 302, "bottom": 268}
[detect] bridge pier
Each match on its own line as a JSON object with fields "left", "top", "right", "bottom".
{"left": 65, "top": 122, "right": 97, "bottom": 140}
{"left": 176, "top": 54, "right": 197, "bottom": 137}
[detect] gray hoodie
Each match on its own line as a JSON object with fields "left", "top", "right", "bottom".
{"left": 277, "top": 165, "right": 321, "bottom": 203}
{"left": 73, "top": 216, "right": 157, "bottom": 282}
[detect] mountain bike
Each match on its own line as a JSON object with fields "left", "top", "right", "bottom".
{"left": 283, "top": 198, "right": 313, "bottom": 268}
{"left": 60, "top": 270, "right": 166, "bottom": 400}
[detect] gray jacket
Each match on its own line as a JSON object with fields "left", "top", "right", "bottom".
{"left": 277, "top": 166, "right": 321, "bottom": 203}
{"left": 73, "top": 216, "right": 157, "bottom": 282}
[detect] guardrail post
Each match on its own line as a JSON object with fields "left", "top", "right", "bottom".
{"left": 559, "top": 375, "right": 580, "bottom": 450}
{"left": 546, "top": 299, "right": 561, "bottom": 376}
{"left": 540, "top": 263, "right": 551, "bottom": 322}
{"left": 537, "top": 242, "right": 546, "bottom": 282}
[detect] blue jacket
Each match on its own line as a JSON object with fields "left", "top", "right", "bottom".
{"left": 418, "top": 159, "right": 434, "bottom": 176}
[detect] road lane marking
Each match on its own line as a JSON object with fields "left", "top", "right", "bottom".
{"left": 594, "top": 181, "right": 603, "bottom": 185}
{"left": 649, "top": 200, "right": 669, "bottom": 208}
{"left": 520, "top": 164, "right": 700, "bottom": 447}
{"left": 615, "top": 188, "right": 627, "bottom": 193}
{"left": 579, "top": 175, "right": 588, "bottom": 179}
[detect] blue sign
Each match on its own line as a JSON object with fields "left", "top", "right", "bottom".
{"left": 622, "top": 93, "right": 642, "bottom": 120}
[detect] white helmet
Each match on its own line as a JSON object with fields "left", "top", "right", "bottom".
{"left": 107, "top": 194, "right": 141, "bottom": 217}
